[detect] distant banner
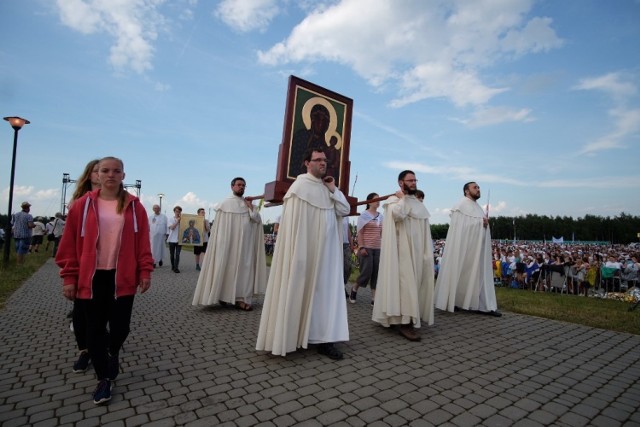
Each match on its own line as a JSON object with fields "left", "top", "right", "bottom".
{"left": 552, "top": 236, "right": 564, "bottom": 243}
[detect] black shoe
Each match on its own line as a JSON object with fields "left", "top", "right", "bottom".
{"left": 349, "top": 289, "right": 357, "bottom": 304}
{"left": 173, "top": 268, "right": 180, "bottom": 273}
{"left": 73, "top": 351, "right": 91, "bottom": 373}
{"left": 107, "top": 352, "right": 120, "bottom": 380}
{"left": 317, "top": 343, "right": 343, "bottom": 360}
{"left": 158, "top": 260, "right": 163, "bottom": 267}
{"left": 476, "top": 309, "right": 502, "bottom": 317}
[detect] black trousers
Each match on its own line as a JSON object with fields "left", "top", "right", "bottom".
{"left": 169, "top": 242, "right": 181, "bottom": 269}
{"left": 72, "top": 301, "right": 87, "bottom": 350}
{"left": 75, "top": 270, "right": 134, "bottom": 380}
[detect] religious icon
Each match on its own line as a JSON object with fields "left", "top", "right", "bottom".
{"left": 264, "top": 76, "right": 354, "bottom": 204}
{"left": 178, "top": 214, "right": 204, "bottom": 246}
{"left": 285, "top": 77, "right": 353, "bottom": 188}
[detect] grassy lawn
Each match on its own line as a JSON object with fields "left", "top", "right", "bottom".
{"left": 495, "top": 286, "right": 640, "bottom": 335}
{"left": 0, "top": 244, "right": 52, "bottom": 309}
{"left": 2, "top": 251, "right": 639, "bottom": 335}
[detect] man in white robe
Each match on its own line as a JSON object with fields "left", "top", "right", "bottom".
{"left": 148, "top": 204, "right": 167, "bottom": 268}
{"left": 434, "top": 182, "right": 501, "bottom": 316}
{"left": 256, "top": 148, "right": 350, "bottom": 360}
{"left": 373, "top": 170, "right": 435, "bottom": 341}
{"left": 192, "top": 177, "right": 267, "bottom": 310}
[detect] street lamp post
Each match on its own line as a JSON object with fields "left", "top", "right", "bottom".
{"left": 3, "top": 116, "right": 30, "bottom": 264}
{"left": 158, "top": 193, "right": 165, "bottom": 212}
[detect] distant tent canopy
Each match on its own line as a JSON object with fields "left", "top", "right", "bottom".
{"left": 552, "top": 236, "right": 564, "bottom": 243}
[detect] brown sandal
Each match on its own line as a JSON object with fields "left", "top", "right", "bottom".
{"left": 235, "top": 301, "right": 253, "bottom": 311}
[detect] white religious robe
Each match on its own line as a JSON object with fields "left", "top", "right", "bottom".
{"left": 149, "top": 213, "right": 168, "bottom": 264}
{"left": 192, "top": 194, "right": 267, "bottom": 306}
{"left": 373, "top": 195, "right": 435, "bottom": 328}
{"left": 434, "top": 197, "right": 497, "bottom": 312}
{"left": 256, "top": 173, "right": 350, "bottom": 356}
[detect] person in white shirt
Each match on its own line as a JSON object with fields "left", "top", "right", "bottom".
{"left": 167, "top": 206, "right": 182, "bottom": 273}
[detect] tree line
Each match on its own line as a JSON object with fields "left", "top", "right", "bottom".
{"left": 4, "top": 211, "right": 638, "bottom": 245}
{"left": 430, "top": 212, "right": 640, "bottom": 244}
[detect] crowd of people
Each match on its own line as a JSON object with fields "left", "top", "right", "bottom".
{"left": 3, "top": 201, "right": 67, "bottom": 265}
{"left": 7, "top": 148, "right": 636, "bottom": 407}
{"left": 476, "top": 242, "right": 640, "bottom": 295}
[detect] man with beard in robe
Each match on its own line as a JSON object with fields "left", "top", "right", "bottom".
{"left": 373, "top": 170, "right": 435, "bottom": 341}
{"left": 149, "top": 205, "right": 168, "bottom": 268}
{"left": 434, "top": 182, "right": 501, "bottom": 316}
{"left": 256, "top": 148, "right": 350, "bottom": 360}
{"left": 192, "top": 178, "right": 267, "bottom": 311}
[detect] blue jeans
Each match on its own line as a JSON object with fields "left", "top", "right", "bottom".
{"left": 15, "top": 238, "right": 30, "bottom": 255}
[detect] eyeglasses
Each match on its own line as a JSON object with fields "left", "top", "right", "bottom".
{"left": 309, "top": 158, "right": 328, "bottom": 163}
{"left": 403, "top": 179, "right": 418, "bottom": 183}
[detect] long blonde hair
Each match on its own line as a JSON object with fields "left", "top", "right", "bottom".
{"left": 99, "top": 156, "right": 129, "bottom": 214}
{"left": 71, "top": 159, "right": 100, "bottom": 202}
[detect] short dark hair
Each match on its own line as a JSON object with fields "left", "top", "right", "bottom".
{"left": 415, "top": 189, "right": 425, "bottom": 200}
{"left": 197, "top": 208, "right": 205, "bottom": 213}
{"left": 303, "top": 147, "right": 325, "bottom": 163}
{"left": 463, "top": 181, "right": 476, "bottom": 195}
{"left": 398, "top": 170, "right": 415, "bottom": 181}
{"left": 231, "top": 177, "right": 246, "bottom": 186}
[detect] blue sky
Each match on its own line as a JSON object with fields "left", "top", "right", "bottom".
{"left": 1, "top": 0, "right": 639, "bottom": 226}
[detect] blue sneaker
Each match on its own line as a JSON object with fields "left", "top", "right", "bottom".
{"left": 107, "top": 352, "right": 120, "bottom": 380}
{"left": 92, "top": 379, "right": 112, "bottom": 404}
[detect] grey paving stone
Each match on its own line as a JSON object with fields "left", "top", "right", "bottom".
{"left": 1, "top": 255, "right": 639, "bottom": 427}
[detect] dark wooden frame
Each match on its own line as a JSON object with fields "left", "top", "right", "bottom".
{"left": 264, "top": 76, "right": 353, "bottom": 204}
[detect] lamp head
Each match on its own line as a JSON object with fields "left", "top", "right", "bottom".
{"left": 3, "top": 116, "right": 30, "bottom": 130}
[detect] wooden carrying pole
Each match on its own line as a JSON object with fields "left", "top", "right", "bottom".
{"left": 354, "top": 193, "right": 395, "bottom": 206}
{"left": 244, "top": 195, "right": 265, "bottom": 202}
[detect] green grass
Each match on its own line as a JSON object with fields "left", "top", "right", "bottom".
{"left": 495, "top": 286, "right": 640, "bottom": 335}
{"left": 2, "top": 251, "right": 639, "bottom": 335}
{"left": 0, "top": 244, "right": 52, "bottom": 309}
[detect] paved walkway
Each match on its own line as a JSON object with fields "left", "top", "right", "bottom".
{"left": 1, "top": 252, "right": 640, "bottom": 427}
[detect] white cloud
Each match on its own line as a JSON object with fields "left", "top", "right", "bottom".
{"left": 487, "top": 201, "right": 508, "bottom": 214}
{"left": 382, "top": 161, "right": 525, "bottom": 186}
{"left": 573, "top": 72, "right": 637, "bottom": 101}
{"left": 574, "top": 72, "right": 640, "bottom": 155}
{"left": 176, "top": 191, "right": 211, "bottom": 213}
{"left": 381, "top": 160, "right": 640, "bottom": 191}
{"left": 500, "top": 17, "right": 564, "bottom": 56}
{"left": 391, "top": 64, "right": 508, "bottom": 108}
{"left": 55, "top": 0, "right": 167, "bottom": 74}
{"left": 154, "top": 82, "right": 171, "bottom": 92}
{"left": 579, "top": 108, "right": 640, "bottom": 155}
{"left": 454, "top": 106, "right": 534, "bottom": 128}
{"left": 257, "top": 0, "right": 563, "bottom": 108}
{"left": 538, "top": 175, "right": 640, "bottom": 189}
{"left": 215, "top": 0, "right": 280, "bottom": 32}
